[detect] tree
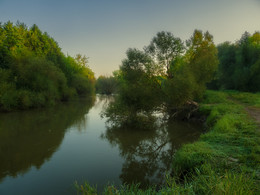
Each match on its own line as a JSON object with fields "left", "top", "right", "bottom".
{"left": 162, "top": 30, "right": 218, "bottom": 110}
{"left": 103, "top": 48, "right": 162, "bottom": 127}
{"left": 105, "top": 30, "right": 219, "bottom": 125}
{"left": 145, "top": 31, "right": 185, "bottom": 78}
{"left": 248, "top": 32, "right": 260, "bottom": 91}
{"left": 119, "top": 48, "right": 162, "bottom": 111}
{"left": 185, "top": 30, "right": 219, "bottom": 99}
{"left": 208, "top": 31, "right": 260, "bottom": 92}
{"left": 0, "top": 21, "right": 95, "bottom": 111}
{"left": 235, "top": 31, "right": 260, "bottom": 91}
{"left": 216, "top": 42, "right": 237, "bottom": 89}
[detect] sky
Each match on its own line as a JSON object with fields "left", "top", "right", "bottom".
{"left": 0, "top": 0, "right": 259, "bottom": 76}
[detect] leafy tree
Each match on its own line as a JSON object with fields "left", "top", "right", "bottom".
{"left": 119, "top": 48, "right": 162, "bottom": 111}
{"left": 104, "top": 48, "right": 162, "bottom": 127}
{"left": 215, "top": 42, "right": 237, "bottom": 89}
{"left": 160, "top": 30, "right": 218, "bottom": 111}
{"left": 0, "top": 21, "right": 95, "bottom": 111}
{"left": 145, "top": 31, "right": 184, "bottom": 78}
{"left": 208, "top": 31, "right": 260, "bottom": 92}
{"left": 185, "top": 30, "right": 219, "bottom": 99}
{"left": 162, "top": 64, "right": 197, "bottom": 108}
{"left": 104, "top": 30, "right": 219, "bottom": 125}
{"left": 249, "top": 32, "right": 260, "bottom": 91}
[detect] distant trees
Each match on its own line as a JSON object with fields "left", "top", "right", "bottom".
{"left": 95, "top": 75, "right": 118, "bottom": 95}
{"left": 104, "top": 30, "right": 219, "bottom": 126}
{"left": 0, "top": 21, "right": 95, "bottom": 111}
{"left": 208, "top": 31, "right": 260, "bottom": 92}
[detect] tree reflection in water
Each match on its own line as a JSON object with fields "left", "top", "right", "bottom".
{"left": 0, "top": 96, "right": 95, "bottom": 182}
{"left": 101, "top": 111, "right": 203, "bottom": 188}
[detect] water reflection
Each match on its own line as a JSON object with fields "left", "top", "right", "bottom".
{"left": 0, "top": 97, "right": 95, "bottom": 182}
{"left": 93, "top": 94, "right": 115, "bottom": 111}
{"left": 102, "top": 115, "right": 203, "bottom": 188}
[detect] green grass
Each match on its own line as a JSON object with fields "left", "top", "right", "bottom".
{"left": 171, "top": 90, "right": 260, "bottom": 194}
{"left": 226, "top": 90, "right": 260, "bottom": 108}
{"left": 76, "top": 90, "right": 260, "bottom": 194}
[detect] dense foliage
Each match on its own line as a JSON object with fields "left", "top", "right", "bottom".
{"left": 104, "top": 30, "right": 219, "bottom": 126}
{"left": 209, "top": 31, "right": 260, "bottom": 92}
{"left": 0, "top": 21, "right": 95, "bottom": 111}
{"left": 95, "top": 75, "right": 118, "bottom": 94}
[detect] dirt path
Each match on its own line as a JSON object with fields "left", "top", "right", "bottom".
{"left": 229, "top": 97, "right": 260, "bottom": 128}
{"left": 245, "top": 106, "right": 260, "bottom": 128}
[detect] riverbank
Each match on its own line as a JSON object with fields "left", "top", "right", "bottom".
{"left": 170, "top": 90, "right": 260, "bottom": 194}
{"left": 76, "top": 90, "right": 260, "bottom": 194}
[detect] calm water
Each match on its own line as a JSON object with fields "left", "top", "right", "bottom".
{"left": 0, "top": 95, "right": 203, "bottom": 194}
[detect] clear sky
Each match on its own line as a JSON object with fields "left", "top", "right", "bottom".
{"left": 0, "top": 0, "right": 259, "bottom": 76}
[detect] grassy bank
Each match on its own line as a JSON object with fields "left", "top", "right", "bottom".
{"left": 76, "top": 90, "right": 260, "bottom": 194}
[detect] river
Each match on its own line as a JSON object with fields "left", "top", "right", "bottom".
{"left": 0, "top": 95, "right": 203, "bottom": 194}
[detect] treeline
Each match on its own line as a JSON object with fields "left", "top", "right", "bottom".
{"left": 0, "top": 21, "right": 95, "bottom": 111}
{"left": 95, "top": 74, "right": 118, "bottom": 95}
{"left": 209, "top": 31, "right": 260, "bottom": 92}
{"left": 104, "top": 30, "right": 219, "bottom": 126}
{"left": 97, "top": 31, "right": 260, "bottom": 98}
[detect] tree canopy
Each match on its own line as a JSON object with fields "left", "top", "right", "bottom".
{"left": 0, "top": 21, "right": 95, "bottom": 111}
{"left": 104, "top": 30, "right": 219, "bottom": 127}
{"left": 145, "top": 31, "right": 185, "bottom": 78}
{"left": 208, "top": 31, "right": 260, "bottom": 92}
{"left": 95, "top": 74, "right": 118, "bottom": 95}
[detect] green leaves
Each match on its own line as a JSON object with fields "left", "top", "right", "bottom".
{"left": 105, "top": 30, "right": 219, "bottom": 125}
{"left": 0, "top": 21, "right": 95, "bottom": 111}
{"left": 95, "top": 75, "right": 118, "bottom": 95}
{"left": 209, "top": 31, "right": 260, "bottom": 92}
{"left": 145, "top": 31, "right": 185, "bottom": 77}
